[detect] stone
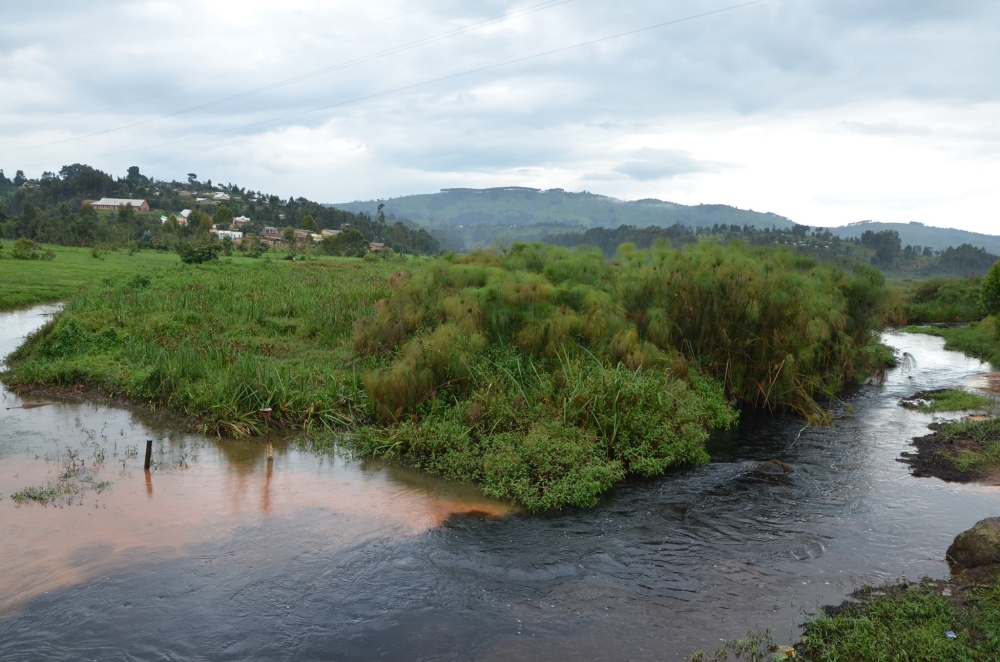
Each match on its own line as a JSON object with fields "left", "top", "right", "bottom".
{"left": 946, "top": 517, "right": 1000, "bottom": 571}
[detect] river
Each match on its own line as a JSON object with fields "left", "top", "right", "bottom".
{"left": 0, "top": 305, "right": 997, "bottom": 661}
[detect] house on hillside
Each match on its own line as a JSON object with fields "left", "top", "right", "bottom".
{"left": 321, "top": 229, "right": 341, "bottom": 237}
{"left": 259, "top": 226, "right": 282, "bottom": 247}
{"left": 212, "top": 229, "right": 243, "bottom": 244}
{"left": 233, "top": 215, "right": 250, "bottom": 226}
{"left": 213, "top": 192, "right": 230, "bottom": 201}
{"left": 91, "top": 198, "right": 149, "bottom": 212}
{"left": 161, "top": 209, "right": 191, "bottom": 226}
{"left": 369, "top": 242, "right": 386, "bottom": 251}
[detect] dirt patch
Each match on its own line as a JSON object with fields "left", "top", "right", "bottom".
{"left": 982, "top": 373, "right": 1000, "bottom": 395}
{"left": 899, "top": 431, "right": 1000, "bottom": 484}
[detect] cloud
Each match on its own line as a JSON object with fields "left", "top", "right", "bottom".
{"left": 613, "top": 148, "right": 724, "bottom": 181}
{"left": 1, "top": 0, "right": 1000, "bottom": 232}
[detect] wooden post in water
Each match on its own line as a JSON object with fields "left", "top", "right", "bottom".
{"left": 143, "top": 439, "right": 153, "bottom": 471}
{"left": 261, "top": 408, "right": 274, "bottom": 461}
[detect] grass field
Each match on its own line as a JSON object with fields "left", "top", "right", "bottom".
{"left": 3, "top": 253, "right": 406, "bottom": 436}
{"left": 0, "top": 245, "right": 181, "bottom": 310}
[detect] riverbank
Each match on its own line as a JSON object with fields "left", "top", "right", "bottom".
{"left": 902, "top": 415, "right": 1000, "bottom": 484}
{"left": 903, "top": 316, "right": 1000, "bottom": 366}
{"left": 793, "top": 574, "right": 1000, "bottom": 660}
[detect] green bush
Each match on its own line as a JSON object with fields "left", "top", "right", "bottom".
{"left": 11, "top": 238, "right": 36, "bottom": 260}
{"left": 318, "top": 229, "right": 369, "bottom": 258}
{"left": 177, "top": 242, "right": 221, "bottom": 264}
{"left": 982, "top": 260, "right": 1000, "bottom": 317}
{"left": 353, "top": 352, "right": 736, "bottom": 510}
{"left": 355, "top": 241, "right": 890, "bottom": 422}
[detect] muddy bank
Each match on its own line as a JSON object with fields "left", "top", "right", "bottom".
{"left": 900, "top": 428, "right": 1000, "bottom": 484}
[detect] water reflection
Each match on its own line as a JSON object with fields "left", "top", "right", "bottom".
{"left": 2, "top": 308, "right": 999, "bottom": 661}
{"left": 0, "top": 306, "right": 510, "bottom": 615}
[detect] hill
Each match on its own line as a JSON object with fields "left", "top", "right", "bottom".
{"left": 330, "top": 187, "right": 796, "bottom": 231}
{"left": 829, "top": 221, "right": 1000, "bottom": 255}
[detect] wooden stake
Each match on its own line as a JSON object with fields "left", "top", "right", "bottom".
{"left": 143, "top": 439, "right": 153, "bottom": 470}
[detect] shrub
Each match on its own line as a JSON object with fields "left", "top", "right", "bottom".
{"left": 11, "top": 238, "right": 41, "bottom": 260}
{"left": 354, "top": 242, "right": 889, "bottom": 422}
{"left": 178, "top": 242, "right": 221, "bottom": 264}
{"left": 981, "top": 260, "right": 1000, "bottom": 317}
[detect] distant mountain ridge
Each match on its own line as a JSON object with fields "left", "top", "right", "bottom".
{"left": 830, "top": 221, "right": 1000, "bottom": 255}
{"left": 330, "top": 187, "right": 796, "bottom": 231}
{"left": 329, "top": 188, "right": 1000, "bottom": 254}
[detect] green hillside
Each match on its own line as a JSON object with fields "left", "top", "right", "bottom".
{"left": 830, "top": 221, "right": 1000, "bottom": 254}
{"left": 330, "top": 187, "right": 795, "bottom": 230}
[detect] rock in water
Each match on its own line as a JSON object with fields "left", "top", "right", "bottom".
{"left": 946, "top": 517, "right": 1000, "bottom": 571}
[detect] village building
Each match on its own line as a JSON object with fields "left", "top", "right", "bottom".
{"left": 259, "top": 226, "right": 282, "bottom": 247}
{"left": 233, "top": 215, "right": 251, "bottom": 226}
{"left": 91, "top": 198, "right": 149, "bottom": 212}
{"left": 369, "top": 242, "right": 387, "bottom": 251}
{"left": 212, "top": 229, "right": 243, "bottom": 244}
{"left": 321, "top": 229, "right": 341, "bottom": 237}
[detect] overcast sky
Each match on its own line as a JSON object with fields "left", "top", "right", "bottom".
{"left": 1, "top": 0, "right": 998, "bottom": 231}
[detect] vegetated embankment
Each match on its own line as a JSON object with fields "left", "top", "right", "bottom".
{"left": 4, "top": 241, "right": 892, "bottom": 510}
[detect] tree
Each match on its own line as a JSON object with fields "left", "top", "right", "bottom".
{"left": 318, "top": 228, "right": 368, "bottom": 257}
{"left": 188, "top": 210, "right": 213, "bottom": 236}
{"left": 981, "top": 260, "right": 1000, "bottom": 317}
{"left": 213, "top": 204, "right": 234, "bottom": 228}
{"left": 14, "top": 170, "right": 27, "bottom": 187}
{"left": 301, "top": 215, "right": 318, "bottom": 232}
{"left": 187, "top": 173, "right": 197, "bottom": 184}
{"left": 377, "top": 203, "right": 386, "bottom": 225}
{"left": 164, "top": 214, "right": 180, "bottom": 233}
{"left": 283, "top": 226, "right": 296, "bottom": 246}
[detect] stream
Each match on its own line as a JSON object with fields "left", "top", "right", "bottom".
{"left": 1, "top": 304, "right": 997, "bottom": 661}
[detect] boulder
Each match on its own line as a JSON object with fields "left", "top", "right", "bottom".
{"left": 946, "top": 517, "right": 1000, "bottom": 571}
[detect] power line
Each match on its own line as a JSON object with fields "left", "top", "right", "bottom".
{"left": 22, "top": 0, "right": 766, "bottom": 169}
{"left": 23, "top": 0, "right": 452, "bottom": 133}
{"left": 2, "top": 0, "right": 577, "bottom": 156}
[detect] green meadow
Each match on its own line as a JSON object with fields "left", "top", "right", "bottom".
{"left": 0, "top": 245, "right": 181, "bottom": 311}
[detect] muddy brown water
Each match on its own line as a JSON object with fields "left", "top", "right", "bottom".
{"left": 1, "top": 305, "right": 998, "bottom": 661}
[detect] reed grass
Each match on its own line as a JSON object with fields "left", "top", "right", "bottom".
{"left": 355, "top": 242, "right": 892, "bottom": 423}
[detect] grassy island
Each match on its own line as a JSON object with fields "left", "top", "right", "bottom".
{"left": 3, "top": 241, "right": 893, "bottom": 510}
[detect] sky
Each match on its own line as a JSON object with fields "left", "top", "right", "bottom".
{"left": 1, "top": 0, "right": 998, "bottom": 232}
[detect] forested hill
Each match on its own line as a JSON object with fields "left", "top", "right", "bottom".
{"left": 330, "top": 187, "right": 796, "bottom": 230}
{"left": 0, "top": 165, "right": 439, "bottom": 255}
{"left": 830, "top": 221, "right": 1000, "bottom": 255}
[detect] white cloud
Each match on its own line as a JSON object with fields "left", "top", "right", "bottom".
{"left": 1, "top": 0, "right": 999, "bottom": 232}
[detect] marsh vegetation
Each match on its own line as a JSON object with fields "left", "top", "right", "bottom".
{"left": 3, "top": 240, "right": 896, "bottom": 510}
